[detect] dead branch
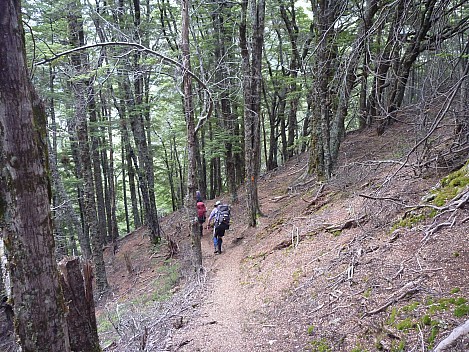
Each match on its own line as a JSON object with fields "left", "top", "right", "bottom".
{"left": 359, "top": 193, "right": 408, "bottom": 207}
{"left": 325, "top": 215, "right": 367, "bottom": 232}
{"left": 433, "top": 318, "right": 469, "bottom": 352}
{"left": 303, "top": 183, "right": 325, "bottom": 206}
{"left": 362, "top": 278, "right": 423, "bottom": 318}
{"left": 291, "top": 226, "right": 300, "bottom": 248}
{"left": 362, "top": 288, "right": 420, "bottom": 318}
{"left": 421, "top": 186, "right": 469, "bottom": 242}
{"left": 289, "top": 176, "right": 316, "bottom": 190}
{"left": 271, "top": 195, "right": 289, "bottom": 203}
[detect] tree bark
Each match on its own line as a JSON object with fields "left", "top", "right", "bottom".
{"left": 240, "top": 0, "right": 265, "bottom": 226}
{"left": 58, "top": 258, "right": 100, "bottom": 352}
{"left": 67, "top": 0, "right": 109, "bottom": 293}
{"left": 181, "top": 0, "right": 203, "bottom": 270}
{"left": 0, "top": 1, "right": 70, "bottom": 350}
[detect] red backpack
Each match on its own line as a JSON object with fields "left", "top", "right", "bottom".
{"left": 196, "top": 202, "right": 207, "bottom": 223}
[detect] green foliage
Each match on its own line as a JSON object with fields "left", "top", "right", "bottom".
{"left": 390, "top": 340, "right": 406, "bottom": 352}
{"left": 421, "top": 315, "right": 432, "bottom": 326}
{"left": 310, "top": 339, "right": 331, "bottom": 352}
{"left": 387, "top": 307, "right": 398, "bottom": 325}
{"left": 396, "top": 318, "right": 416, "bottom": 331}
{"left": 454, "top": 304, "right": 469, "bottom": 317}
{"left": 150, "top": 260, "right": 180, "bottom": 302}
{"left": 351, "top": 346, "right": 368, "bottom": 352}
{"left": 307, "top": 325, "right": 315, "bottom": 335}
{"left": 401, "top": 302, "right": 419, "bottom": 312}
{"left": 428, "top": 325, "right": 439, "bottom": 348}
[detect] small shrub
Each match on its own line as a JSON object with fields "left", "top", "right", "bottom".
{"left": 351, "top": 346, "right": 368, "bottom": 352}
{"left": 450, "top": 287, "right": 461, "bottom": 294}
{"left": 454, "top": 304, "right": 469, "bottom": 317}
{"left": 390, "top": 339, "right": 406, "bottom": 352}
{"left": 455, "top": 297, "right": 467, "bottom": 305}
{"left": 421, "top": 315, "right": 432, "bottom": 326}
{"left": 310, "top": 339, "right": 331, "bottom": 352}
{"left": 396, "top": 318, "right": 416, "bottom": 331}
{"left": 402, "top": 302, "right": 419, "bottom": 312}
{"left": 307, "top": 325, "right": 315, "bottom": 336}
{"left": 428, "top": 325, "right": 440, "bottom": 347}
{"left": 387, "top": 307, "right": 398, "bottom": 325}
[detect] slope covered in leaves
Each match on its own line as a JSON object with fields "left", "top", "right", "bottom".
{"left": 99, "top": 112, "right": 469, "bottom": 352}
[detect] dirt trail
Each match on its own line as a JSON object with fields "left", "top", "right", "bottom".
{"left": 172, "top": 225, "right": 257, "bottom": 352}
{"left": 171, "top": 160, "right": 308, "bottom": 352}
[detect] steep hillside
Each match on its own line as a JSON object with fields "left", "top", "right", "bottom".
{"left": 99, "top": 114, "right": 469, "bottom": 352}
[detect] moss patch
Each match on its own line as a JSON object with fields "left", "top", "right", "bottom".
{"left": 431, "top": 164, "right": 469, "bottom": 206}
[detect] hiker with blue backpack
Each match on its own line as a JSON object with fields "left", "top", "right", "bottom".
{"left": 207, "top": 201, "right": 231, "bottom": 254}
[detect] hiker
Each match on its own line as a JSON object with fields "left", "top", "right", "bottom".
{"left": 207, "top": 201, "right": 220, "bottom": 253}
{"left": 196, "top": 200, "right": 207, "bottom": 236}
{"left": 207, "top": 201, "right": 230, "bottom": 254}
{"left": 196, "top": 190, "right": 203, "bottom": 203}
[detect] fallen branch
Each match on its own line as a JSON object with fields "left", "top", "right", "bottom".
{"left": 433, "top": 318, "right": 469, "bottom": 352}
{"left": 271, "top": 195, "right": 289, "bottom": 203}
{"left": 304, "top": 184, "right": 326, "bottom": 207}
{"left": 326, "top": 215, "right": 367, "bottom": 232}
{"left": 362, "top": 278, "right": 423, "bottom": 318}
{"left": 362, "top": 288, "right": 420, "bottom": 318}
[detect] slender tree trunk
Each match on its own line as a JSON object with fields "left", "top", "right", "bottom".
{"left": 121, "top": 143, "right": 131, "bottom": 233}
{"left": 240, "top": 0, "right": 265, "bottom": 226}
{"left": 181, "top": 0, "right": 202, "bottom": 270}
{"left": 88, "top": 88, "right": 108, "bottom": 246}
{"left": 159, "top": 136, "right": 177, "bottom": 211}
{"left": 330, "top": 0, "right": 378, "bottom": 161}
{"left": 67, "top": 1, "right": 109, "bottom": 293}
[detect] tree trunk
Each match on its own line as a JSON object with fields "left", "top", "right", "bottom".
{"left": 240, "top": 0, "right": 265, "bottom": 226}
{"left": 308, "top": 0, "right": 341, "bottom": 179}
{"left": 58, "top": 258, "right": 100, "bottom": 352}
{"left": 0, "top": 1, "right": 70, "bottom": 349}
{"left": 67, "top": 0, "right": 109, "bottom": 293}
{"left": 181, "top": 0, "right": 203, "bottom": 271}
{"left": 330, "top": 0, "right": 378, "bottom": 161}
{"left": 0, "top": 247, "right": 16, "bottom": 351}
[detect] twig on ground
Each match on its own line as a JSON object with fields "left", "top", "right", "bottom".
{"left": 291, "top": 226, "right": 300, "bottom": 248}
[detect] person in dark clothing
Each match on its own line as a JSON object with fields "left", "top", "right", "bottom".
{"left": 213, "top": 221, "right": 228, "bottom": 254}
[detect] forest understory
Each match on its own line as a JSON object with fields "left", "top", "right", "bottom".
{"left": 97, "top": 109, "right": 469, "bottom": 352}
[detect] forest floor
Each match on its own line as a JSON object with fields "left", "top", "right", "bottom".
{"left": 97, "top": 112, "right": 469, "bottom": 351}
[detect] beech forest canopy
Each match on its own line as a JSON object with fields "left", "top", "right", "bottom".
{"left": 22, "top": 0, "right": 469, "bottom": 252}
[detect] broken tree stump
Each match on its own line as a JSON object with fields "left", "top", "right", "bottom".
{"left": 59, "top": 257, "right": 100, "bottom": 352}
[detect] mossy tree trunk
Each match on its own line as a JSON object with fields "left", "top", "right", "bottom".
{"left": 0, "top": 1, "right": 70, "bottom": 350}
